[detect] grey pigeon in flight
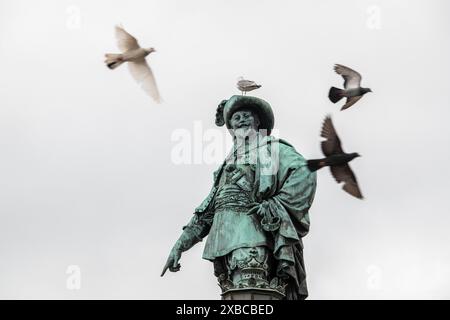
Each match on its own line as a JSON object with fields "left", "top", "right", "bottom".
{"left": 237, "top": 77, "right": 261, "bottom": 95}
{"left": 104, "top": 25, "right": 161, "bottom": 103}
{"left": 307, "top": 115, "right": 363, "bottom": 199}
{"left": 328, "top": 64, "right": 372, "bottom": 110}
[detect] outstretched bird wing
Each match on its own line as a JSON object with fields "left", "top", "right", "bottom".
{"left": 115, "top": 25, "right": 140, "bottom": 52}
{"left": 128, "top": 59, "right": 161, "bottom": 103}
{"left": 321, "top": 116, "right": 343, "bottom": 156}
{"left": 334, "top": 64, "right": 361, "bottom": 89}
{"left": 330, "top": 164, "right": 363, "bottom": 199}
{"left": 341, "top": 95, "right": 363, "bottom": 110}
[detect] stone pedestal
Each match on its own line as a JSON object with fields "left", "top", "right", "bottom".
{"left": 221, "top": 288, "right": 285, "bottom": 300}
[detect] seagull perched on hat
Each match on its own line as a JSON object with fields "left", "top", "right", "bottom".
{"left": 237, "top": 77, "right": 261, "bottom": 95}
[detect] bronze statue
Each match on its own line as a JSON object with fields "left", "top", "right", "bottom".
{"left": 162, "top": 95, "right": 317, "bottom": 300}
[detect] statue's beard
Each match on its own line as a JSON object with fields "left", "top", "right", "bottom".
{"left": 232, "top": 127, "right": 258, "bottom": 140}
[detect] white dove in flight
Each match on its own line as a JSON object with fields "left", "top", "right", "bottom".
{"left": 105, "top": 25, "right": 161, "bottom": 103}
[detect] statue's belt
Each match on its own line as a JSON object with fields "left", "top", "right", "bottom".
{"left": 213, "top": 185, "right": 252, "bottom": 213}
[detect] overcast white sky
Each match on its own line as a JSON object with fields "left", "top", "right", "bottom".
{"left": 0, "top": 0, "right": 449, "bottom": 299}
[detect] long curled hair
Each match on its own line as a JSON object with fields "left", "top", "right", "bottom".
{"left": 215, "top": 99, "right": 227, "bottom": 127}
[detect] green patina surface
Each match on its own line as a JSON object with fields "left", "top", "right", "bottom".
{"left": 162, "top": 96, "right": 317, "bottom": 300}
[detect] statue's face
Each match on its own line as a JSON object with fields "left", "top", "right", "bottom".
{"left": 229, "top": 109, "right": 260, "bottom": 133}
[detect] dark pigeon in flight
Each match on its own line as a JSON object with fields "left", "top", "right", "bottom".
{"left": 307, "top": 115, "right": 363, "bottom": 199}
{"left": 328, "top": 64, "right": 372, "bottom": 111}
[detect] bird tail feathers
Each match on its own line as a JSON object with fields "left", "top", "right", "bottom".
{"left": 104, "top": 53, "right": 124, "bottom": 70}
{"left": 328, "top": 87, "right": 344, "bottom": 103}
{"left": 307, "top": 159, "right": 324, "bottom": 172}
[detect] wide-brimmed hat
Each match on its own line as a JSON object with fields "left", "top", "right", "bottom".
{"left": 215, "top": 95, "right": 275, "bottom": 135}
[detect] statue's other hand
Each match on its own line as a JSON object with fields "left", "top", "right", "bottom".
{"left": 246, "top": 202, "right": 262, "bottom": 217}
{"left": 160, "top": 248, "right": 182, "bottom": 277}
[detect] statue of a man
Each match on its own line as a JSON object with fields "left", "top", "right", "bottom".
{"left": 162, "top": 95, "right": 317, "bottom": 300}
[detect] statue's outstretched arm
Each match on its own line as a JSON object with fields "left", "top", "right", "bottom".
{"left": 161, "top": 212, "right": 213, "bottom": 276}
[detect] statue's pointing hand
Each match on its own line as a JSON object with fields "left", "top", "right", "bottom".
{"left": 161, "top": 247, "right": 181, "bottom": 277}
{"left": 161, "top": 224, "right": 203, "bottom": 277}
